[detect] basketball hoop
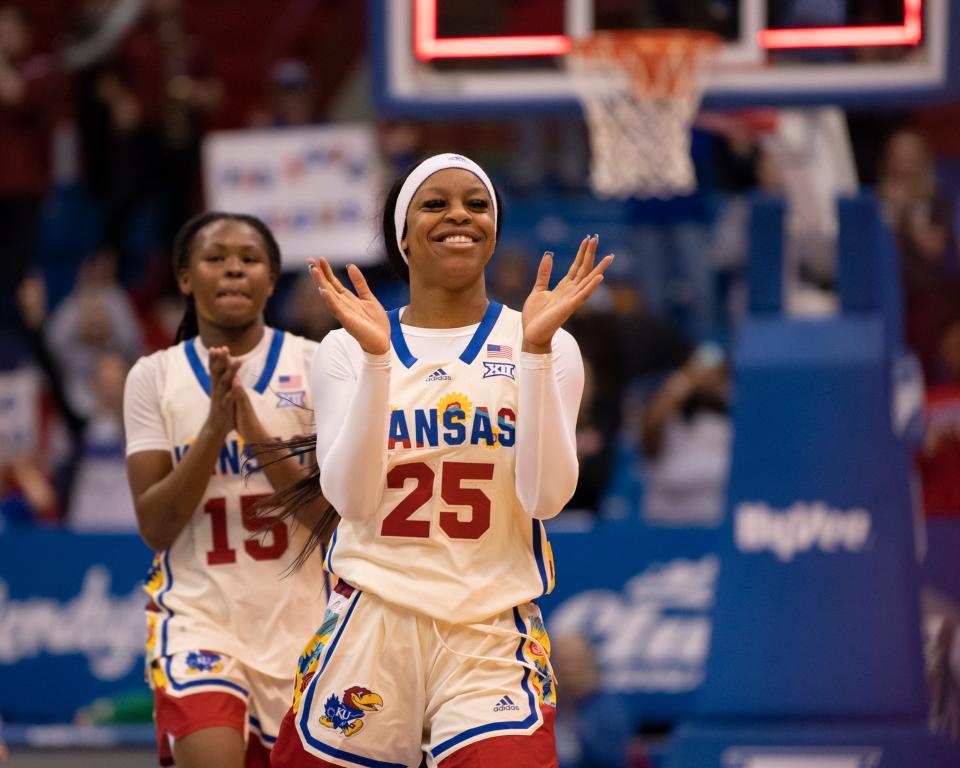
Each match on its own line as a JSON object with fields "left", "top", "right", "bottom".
{"left": 565, "top": 30, "right": 721, "bottom": 199}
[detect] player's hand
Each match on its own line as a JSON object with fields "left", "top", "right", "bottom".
{"left": 521, "top": 235, "right": 613, "bottom": 353}
{"left": 204, "top": 347, "right": 240, "bottom": 439}
{"left": 308, "top": 257, "right": 390, "bottom": 355}
{"left": 232, "top": 381, "right": 270, "bottom": 445}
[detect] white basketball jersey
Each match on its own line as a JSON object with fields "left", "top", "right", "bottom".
{"left": 324, "top": 303, "right": 556, "bottom": 624}
{"left": 143, "top": 328, "right": 329, "bottom": 678}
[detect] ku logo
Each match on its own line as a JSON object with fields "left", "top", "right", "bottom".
{"left": 185, "top": 651, "right": 223, "bottom": 674}
{"left": 320, "top": 686, "right": 384, "bottom": 737}
{"left": 483, "top": 361, "right": 515, "bottom": 380}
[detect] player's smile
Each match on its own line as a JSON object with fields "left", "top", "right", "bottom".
{"left": 432, "top": 228, "right": 482, "bottom": 251}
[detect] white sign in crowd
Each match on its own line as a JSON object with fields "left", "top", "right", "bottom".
{"left": 203, "top": 124, "right": 382, "bottom": 269}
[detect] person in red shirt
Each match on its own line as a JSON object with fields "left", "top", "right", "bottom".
{"left": 920, "top": 320, "right": 960, "bottom": 516}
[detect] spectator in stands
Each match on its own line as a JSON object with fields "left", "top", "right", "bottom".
{"left": 566, "top": 283, "right": 691, "bottom": 517}
{"left": 0, "top": 454, "right": 59, "bottom": 531}
{"left": 80, "top": 0, "right": 221, "bottom": 289}
{"left": 923, "top": 588, "right": 960, "bottom": 742}
{"left": 249, "top": 57, "right": 322, "bottom": 128}
{"left": 552, "top": 633, "right": 633, "bottom": 768}
{"left": 0, "top": 4, "right": 67, "bottom": 329}
{"left": 45, "top": 252, "right": 143, "bottom": 418}
{"left": 879, "top": 128, "right": 960, "bottom": 379}
{"left": 66, "top": 351, "right": 136, "bottom": 530}
{"left": 919, "top": 319, "right": 960, "bottom": 517}
{"left": 489, "top": 242, "right": 535, "bottom": 313}
{"left": 18, "top": 273, "right": 138, "bottom": 530}
{"left": 280, "top": 272, "right": 338, "bottom": 343}
{"left": 640, "top": 344, "right": 732, "bottom": 526}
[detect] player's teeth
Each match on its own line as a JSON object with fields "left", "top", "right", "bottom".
{"left": 443, "top": 236, "right": 473, "bottom": 243}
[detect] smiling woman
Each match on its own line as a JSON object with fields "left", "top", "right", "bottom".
{"left": 121, "top": 212, "right": 333, "bottom": 768}
{"left": 261, "top": 153, "right": 613, "bottom": 768}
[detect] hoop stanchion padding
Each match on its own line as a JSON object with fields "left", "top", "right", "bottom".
{"left": 697, "top": 316, "right": 926, "bottom": 716}
{"left": 566, "top": 31, "right": 720, "bottom": 200}
{"left": 694, "top": 193, "right": 927, "bottom": 718}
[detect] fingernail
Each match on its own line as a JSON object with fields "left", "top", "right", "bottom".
{"left": 593, "top": 233, "right": 599, "bottom": 240}
{"left": 544, "top": 251, "right": 554, "bottom": 257}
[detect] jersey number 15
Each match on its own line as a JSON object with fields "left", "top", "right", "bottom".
{"left": 204, "top": 494, "right": 289, "bottom": 565}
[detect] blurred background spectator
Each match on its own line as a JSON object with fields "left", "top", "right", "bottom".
{"left": 879, "top": 129, "right": 960, "bottom": 381}
{"left": 552, "top": 633, "right": 635, "bottom": 768}
{"left": 248, "top": 57, "right": 322, "bottom": 128}
{"left": 919, "top": 320, "right": 960, "bottom": 518}
{"left": 0, "top": 4, "right": 67, "bottom": 330}
{"left": 18, "top": 273, "right": 136, "bottom": 531}
{"left": 640, "top": 345, "right": 732, "bottom": 527}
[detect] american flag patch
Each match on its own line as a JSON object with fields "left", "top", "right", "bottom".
{"left": 486, "top": 344, "right": 513, "bottom": 360}
{"left": 278, "top": 374, "right": 302, "bottom": 389}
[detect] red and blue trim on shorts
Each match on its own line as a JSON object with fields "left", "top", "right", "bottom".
{"left": 152, "top": 551, "right": 249, "bottom": 698}
{"left": 295, "top": 585, "right": 407, "bottom": 768}
{"left": 429, "top": 606, "right": 542, "bottom": 762}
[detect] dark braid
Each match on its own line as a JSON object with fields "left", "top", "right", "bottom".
{"left": 246, "top": 435, "right": 338, "bottom": 574}
{"left": 171, "top": 211, "right": 283, "bottom": 342}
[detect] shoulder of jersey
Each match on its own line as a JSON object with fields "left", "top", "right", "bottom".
{"left": 131, "top": 340, "right": 188, "bottom": 371}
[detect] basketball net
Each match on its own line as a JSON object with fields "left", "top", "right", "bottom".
{"left": 566, "top": 31, "right": 721, "bottom": 199}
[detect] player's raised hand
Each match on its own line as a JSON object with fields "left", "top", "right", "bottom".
{"left": 232, "top": 380, "right": 271, "bottom": 445}
{"left": 308, "top": 257, "right": 390, "bottom": 355}
{"left": 206, "top": 347, "right": 241, "bottom": 438}
{"left": 521, "top": 235, "right": 613, "bottom": 352}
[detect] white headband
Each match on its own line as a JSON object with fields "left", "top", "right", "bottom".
{"left": 393, "top": 153, "right": 498, "bottom": 264}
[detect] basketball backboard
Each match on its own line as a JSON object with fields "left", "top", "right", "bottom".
{"left": 370, "top": 0, "right": 959, "bottom": 115}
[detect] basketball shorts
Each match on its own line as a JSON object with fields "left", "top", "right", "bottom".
{"left": 149, "top": 648, "right": 291, "bottom": 766}
{"left": 271, "top": 581, "right": 557, "bottom": 768}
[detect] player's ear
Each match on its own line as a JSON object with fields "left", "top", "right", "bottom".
{"left": 177, "top": 268, "right": 193, "bottom": 297}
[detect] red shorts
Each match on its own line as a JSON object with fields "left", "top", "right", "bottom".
{"left": 150, "top": 650, "right": 289, "bottom": 767}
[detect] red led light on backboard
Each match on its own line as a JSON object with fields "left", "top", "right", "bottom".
{"left": 413, "top": 0, "right": 922, "bottom": 61}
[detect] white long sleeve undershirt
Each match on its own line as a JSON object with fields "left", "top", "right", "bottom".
{"left": 312, "top": 321, "right": 583, "bottom": 522}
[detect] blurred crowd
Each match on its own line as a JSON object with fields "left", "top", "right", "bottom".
{"left": 1, "top": 1, "right": 960, "bottom": 765}
{"left": 2, "top": 0, "right": 960, "bottom": 543}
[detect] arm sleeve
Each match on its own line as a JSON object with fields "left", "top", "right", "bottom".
{"left": 123, "top": 357, "right": 171, "bottom": 456}
{"left": 515, "top": 328, "right": 584, "bottom": 519}
{"left": 311, "top": 332, "right": 391, "bottom": 521}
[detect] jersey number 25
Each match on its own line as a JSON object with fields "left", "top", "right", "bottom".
{"left": 381, "top": 461, "right": 494, "bottom": 540}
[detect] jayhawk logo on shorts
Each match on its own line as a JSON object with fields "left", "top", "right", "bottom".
{"left": 319, "top": 686, "right": 384, "bottom": 737}
{"left": 185, "top": 651, "right": 224, "bottom": 674}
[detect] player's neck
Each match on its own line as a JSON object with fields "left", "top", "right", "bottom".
{"left": 196, "top": 317, "right": 267, "bottom": 356}
{"left": 403, "top": 283, "right": 489, "bottom": 329}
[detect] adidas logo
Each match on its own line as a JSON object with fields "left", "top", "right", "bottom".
{"left": 425, "top": 368, "right": 452, "bottom": 382}
{"left": 493, "top": 694, "right": 521, "bottom": 712}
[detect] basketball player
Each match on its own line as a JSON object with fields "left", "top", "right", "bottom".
{"left": 123, "top": 213, "right": 334, "bottom": 768}
{"left": 268, "top": 153, "right": 613, "bottom": 767}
